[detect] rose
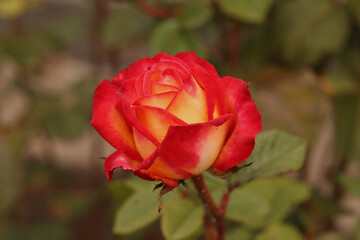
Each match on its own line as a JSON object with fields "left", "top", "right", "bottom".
{"left": 91, "top": 52, "right": 262, "bottom": 186}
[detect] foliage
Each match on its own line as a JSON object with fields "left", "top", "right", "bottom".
{"left": 0, "top": 0, "right": 359, "bottom": 239}
{"left": 111, "top": 130, "right": 309, "bottom": 239}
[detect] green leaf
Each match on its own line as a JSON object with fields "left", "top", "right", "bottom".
{"left": 108, "top": 181, "right": 133, "bottom": 206}
{"left": 113, "top": 191, "right": 159, "bottom": 235}
{"left": 337, "top": 174, "right": 360, "bottom": 197}
{"left": 161, "top": 196, "right": 204, "bottom": 240}
{"left": 235, "top": 130, "right": 307, "bottom": 182}
{"left": 239, "top": 177, "right": 311, "bottom": 226}
{"left": 226, "top": 188, "right": 271, "bottom": 226}
{"left": 123, "top": 176, "right": 160, "bottom": 192}
{"left": 150, "top": 20, "right": 187, "bottom": 55}
{"left": 272, "top": 0, "right": 350, "bottom": 64}
{"left": 255, "top": 223, "right": 303, "bottom": 240}
{"left": 150, "top": 20, "right": 206, "bottom": 57}
{"left": 203, "top": 171, "right": 227, "bottom": 191}
{"left": 266, "top": 179, "right": 310, "bottom": 224}
{"left": 226, "top": 228, "right": 252, "bottom": 240}
{"left": 178, "top": 1, "right": 213, "bottom": 29}
{"left": 218, "top": 0, "right": 274, "bottom": 24}
{"left": 103, "top": 5, "right": 151, "bottom": 46}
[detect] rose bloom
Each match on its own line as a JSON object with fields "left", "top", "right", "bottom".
{"left": 91, "top": 52, "right": 262, "bottom": 186}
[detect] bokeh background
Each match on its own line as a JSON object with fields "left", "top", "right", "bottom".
{"left": 0, "top": 0, "right": 359, "bottom": 239}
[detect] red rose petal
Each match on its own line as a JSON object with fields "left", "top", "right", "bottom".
{"left": 151, "top": 83, "right": 179, "bottom": 94}
{"left": 166, "top": 76, "right": 208, "bottom": 124}
{"left": 134, "top": 105, "right": 186, "bottom": 142}
{"left": 212, "top": 77, "right": 262, "bottom": 172}
{"left": 119, "top": 99, "right": 161, "bottom": 147}
{"left": 133, "top": 127, "right": 157, "bottom": 160}
{"left": 138, "top": 114, "right": 232, "bottom": 184}
{"left": 104, "top": 150, "right": 143, "bottom": 180}
{"left": 113, "top": 57, "right": 154, "bottom": 85}
{"left": 133, "top": 91, "right": 177, "bottom": 109}
{"left": 175, "top": 52, "right": 226, "bottom": 119}
{"left": 153, "top": 53, "right": 190, "bottom": 80}
{"left": 91, "top": 80, "right": 138, "bottom": 155}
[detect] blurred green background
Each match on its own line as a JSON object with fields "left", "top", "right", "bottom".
{"left": 0, "top": 0, "right": 359, "bottom": 239}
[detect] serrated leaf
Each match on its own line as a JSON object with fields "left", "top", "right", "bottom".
{"left": 218, "top": 0, "right": 274, "bottom": 24}
{"left": 113, "top": 191, "right": 159, "bottom": 235}
{"left": 161, "top": 196, "right": 203, "bottom": 240}
{"left": 272, "top": 0, "right": 350, "bottom": 64}
{"left": 235, "top": 130, "right": 307, "bottom": 182}
{"left": 255, "top": 223, "right": 303, "bottom": 240}
{"left": 178, "top": 1, "right": 213, "bottom": 29}
{"left": 226, "top": 188, "right": 271, "bottom": 226}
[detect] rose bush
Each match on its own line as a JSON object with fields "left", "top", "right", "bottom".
{"left": 91, "top": 52, "right": 262, "bottom": 186}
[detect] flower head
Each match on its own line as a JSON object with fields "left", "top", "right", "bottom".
{"left": 91, "top": 52, "right": 262, "bottom": 186}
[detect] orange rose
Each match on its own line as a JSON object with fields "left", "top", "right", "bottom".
{"left": 91, "top": 52, "right": 262, "bottom": 186}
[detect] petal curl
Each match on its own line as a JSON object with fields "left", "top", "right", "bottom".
{"left": 138, "top": 114, "right": 232, "bottom": 185}
{"left": 166, "top": 76, "right": 208, "bottom": 124}
{"left": 133, "top": 127, "right": 157, "bottom": 160}
{"left": 175, "top": 52, "right": 227, "bottom": 119}
{"left": 153, "top": 52, "right": 190, "bottom": 81}
{"left": 104, "top": 150, "right": 142, "bottom": 180}
{"left": 152, "top": 83, "right": 179, "bottom": 94}
{"left": 212, "top": 77, "right": 262, "bottom": 172}
{"left": 119, "top": 99, "right": 161, "bottom": 146}
{"left": 112, "top": 57, "right": 154, "bottom": 85}
{"left": 133, "top": 91, "right": 177, "bottom": 109}
{"left": 134, "top": 105, "right": 186, "bottom": 142}
{"left": 90, "top": 80, "right": 138, "bottom": 154}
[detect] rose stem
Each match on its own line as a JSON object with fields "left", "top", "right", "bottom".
{"left": 191, "top": 175, "right": 225, "bottom": 240}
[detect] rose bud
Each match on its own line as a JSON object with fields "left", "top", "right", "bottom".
{"left": 91, "top": 52, "right": 262, "bottom": 186}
